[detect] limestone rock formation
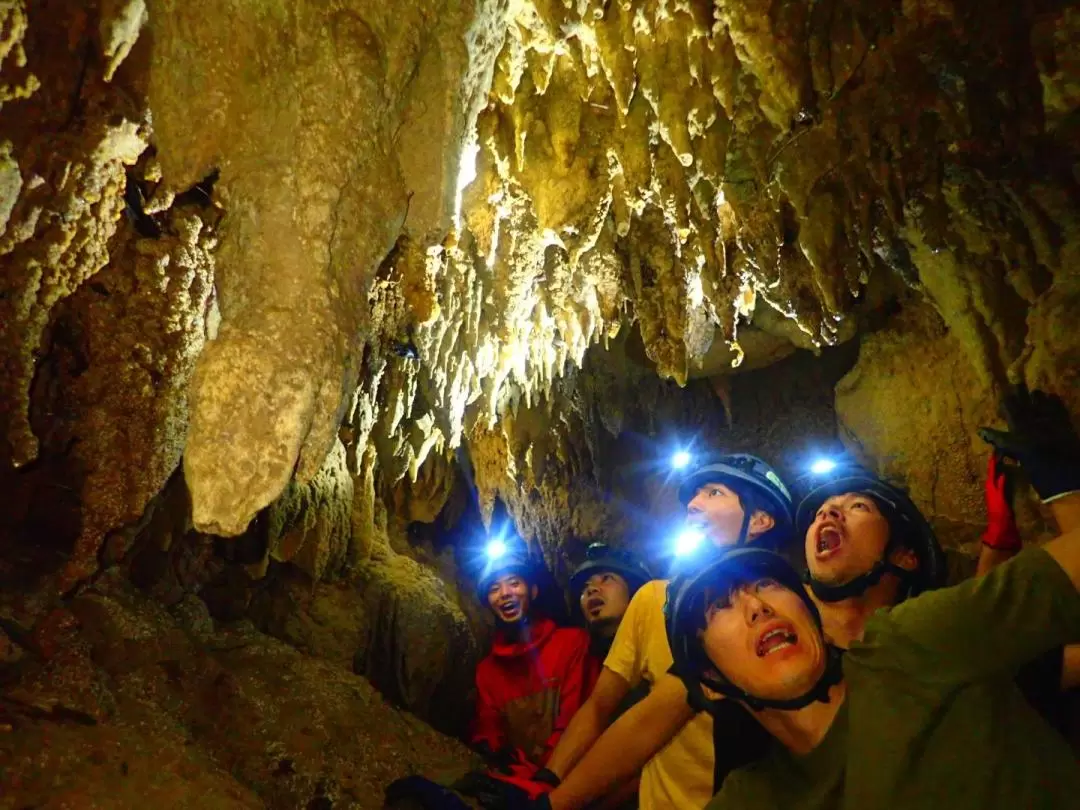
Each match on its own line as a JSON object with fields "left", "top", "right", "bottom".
{"left": 146, "top": 0, "right": 510, "bottom": 538}
{"left": 0, "top": 572, "right": 478, "bottom": 809}
{"left": 2, "top": 0, "right": 1080, "bottom": 801}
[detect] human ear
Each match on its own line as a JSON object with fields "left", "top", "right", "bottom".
{"left": 890, "top": 546, "right": 918, "bottom": 572}
{"left": 749, "top": 510, "right": 776, "bottom": 535}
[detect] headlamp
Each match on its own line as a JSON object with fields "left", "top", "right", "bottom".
{"left": 809, "top": 458, "right": 837, "bottom": 475}
{"left": 673, "top": 527, "right": 705, "bottom": 557}
{"left": 485, "top": 539, "right": 508, "bottom": 560}
{"left": 671, "top": 450, "right": 692, "bottom": 470}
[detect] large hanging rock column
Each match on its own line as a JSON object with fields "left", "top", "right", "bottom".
{"left": 145, "top": 0, "right": 509, "bottom": 538}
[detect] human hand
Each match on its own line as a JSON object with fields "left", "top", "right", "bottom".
{"left": 981, "top": 453, "right": 1022, "bottom": 551}
{"left": 978, "top": 386, "right": 1080, "bottom": 502}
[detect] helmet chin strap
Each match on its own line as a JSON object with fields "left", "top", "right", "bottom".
{"left": 735, "top": 509, "right": 753, "bottom": 546}
{"left": 806, "top": 539, "right": 912, "bottom": 603}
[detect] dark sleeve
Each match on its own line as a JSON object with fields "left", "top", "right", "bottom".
{"left": 856, "top": 548, "right": 1080, "bottom": 687}
{"left": 1014, "top": 645, "right": 1069, "bottom": 737}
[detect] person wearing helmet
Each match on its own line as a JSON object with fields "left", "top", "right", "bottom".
{"left": 796, "top": 460, "right": 945, "bottom": 648}
{"left": 527, "top": 544, "right": 657, "bottom": 809}
{"left": 534, "top": 455, "right": 793, "bottom": 810}
{"left": 386, "top": 540, "right": 596, "bottom": 810}
{"left": 470, "top": 540, "right": 597, "bottom": 776}
{"left": 798, "top": 391, "right": 1080, "bottom": 714}
{"left": 571, "top": 543, "right": 653, "bottom": 660}
{"left": 667, "top": 532, "right": 1080, "bottom": 810}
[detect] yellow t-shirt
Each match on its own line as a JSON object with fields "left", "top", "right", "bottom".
{"left": 603, "top": 579, "right": 715, "bottom": 810}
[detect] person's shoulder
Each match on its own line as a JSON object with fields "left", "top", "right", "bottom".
{"left": 631, "top": 578, "right": 669, "bottom": 607}
{"left": 707, "top": 757, "right": 779, "bottom": 808}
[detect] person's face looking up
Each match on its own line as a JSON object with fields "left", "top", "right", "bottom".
{"left": 804, "top": 492, "right": 915, "bottom": 586}
{"left": 687, "top": 482, "right": 775, "bottom": 548}
{"left": 700, "top": 578, "right": 827, "bottom": 703}
{"left": 580, "top": 570, "right": 632, "bottom": 626}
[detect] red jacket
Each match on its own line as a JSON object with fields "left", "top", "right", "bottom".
{"left": 471, "top": 617, "right": 598, "bottom": 773}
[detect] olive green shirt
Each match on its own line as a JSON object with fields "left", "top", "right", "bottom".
{"left": 707, "top": 547, "right": 1080, "bottom": 810}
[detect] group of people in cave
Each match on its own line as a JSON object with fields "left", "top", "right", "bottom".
{"left": 385, "top": 385, "right": 1080, "bottom": 810}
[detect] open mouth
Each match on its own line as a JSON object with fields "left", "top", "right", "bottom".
{"left": 815, "top": 525, "right": 843, "bottom": 558}
{"left": 497, "top": 600, "right": 521, "bottom": 618}
{"left": 584, "top": 596, "right": 605, "bottom": 617}
{"left": 756, "top": 625, "right": 798, "bottom": 657}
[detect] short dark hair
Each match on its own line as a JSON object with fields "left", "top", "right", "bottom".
{"left": 725, "top": 480, "right": 788, "bottom": 551}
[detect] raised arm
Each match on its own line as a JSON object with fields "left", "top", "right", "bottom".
{"left": 548, "top": 674, "right": 695, "bottom": 810}
{"left": 865, "top": 530, "right": 1080, "bottom": 687}
{"left": 978, "top": 385, "right": 1080, "bottom": 530}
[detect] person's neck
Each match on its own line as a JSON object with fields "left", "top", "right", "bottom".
{"left": 588, "top": 621, "right": 618, "bottom": 659}
{"left": 498, "top": 615, "right": 533, "bottom": 643}
{"left": 753, "top": 682, "right": 847, "bottom": 755}
{"left": 496, "top": 613, "right": 548, "bottom": 648}
{"left": 816, "top": 580, "right": 898, "bottom": 649}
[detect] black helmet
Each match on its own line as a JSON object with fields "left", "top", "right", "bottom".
{"left": 795, "top": 460, "right": 946, "bottom": 603}
{"left": 677, "top": 453, "right": 795, "bottom": 547}
{"left": 475, "top": 536, "right": 535, "bottom": 602}
{"left": 571, "top": 543, "right": 653, "bottom": 597}
{"left": 665, "top": 547, "right": 842, "bottom": 712}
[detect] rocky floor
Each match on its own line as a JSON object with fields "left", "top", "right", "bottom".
{"left": 0, "top": 566, "right": 478, "bottom": 809}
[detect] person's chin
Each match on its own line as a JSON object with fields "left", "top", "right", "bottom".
{"left": 809, "top": 564, "right": 851, "bottom": 585}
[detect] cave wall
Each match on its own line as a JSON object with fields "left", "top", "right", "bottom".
{"left": 1, "top": 0, "right": 1080, "bottom": 804}
{"left": 3, "top": 0, "right": 1078, "bottom": 584}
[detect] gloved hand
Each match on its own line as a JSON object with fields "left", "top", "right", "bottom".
{"left": 981, "top": 453, "right": 1022, "bottom": 551}
{"left": 526, "top": 794, "right": 553, "bottom": 810}
{"left": 978, "top": 385, "right": 1080, "bottom": 503}
{"left": 475, "top": 742, "right": 525, "bottom": 775}
{"left": 531, "top": 768, "right": 560, "bottom": 788}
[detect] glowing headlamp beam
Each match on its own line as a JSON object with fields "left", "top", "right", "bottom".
{"left": 674, "top": 528, "right": 705, "bottom": 557}
{"left": 486, "top": 539, "right": 508, "bottom": 560}
{"left": 810, "top": 458, "right": 837, "bottom": 475}
{"left": 671, "top": 450, "right": 692, "bottom": 470}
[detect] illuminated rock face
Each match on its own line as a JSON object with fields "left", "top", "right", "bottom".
{"left": 3, "top": 0, "right": 1079, "bottom": 562}
{"left": 0, "top": 0, "right": 1079, "bottom": 771}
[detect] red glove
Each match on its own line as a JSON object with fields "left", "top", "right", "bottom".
{"left": 981, "top": 453, "right": 1022, "bottom": 551}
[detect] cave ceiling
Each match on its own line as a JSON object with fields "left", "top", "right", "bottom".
{"left": 1, "top": 0, "right": 1078, "bottom": 590}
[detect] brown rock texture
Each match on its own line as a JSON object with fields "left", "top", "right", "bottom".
{"left": 2, "top": 0, "right": 1078, "bottom": 580}
{"left": 0, "top": 572, "right": 479, "bottom": 809}
{"left": 1, "top": 0, "right": 1079, "bottom": 801}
